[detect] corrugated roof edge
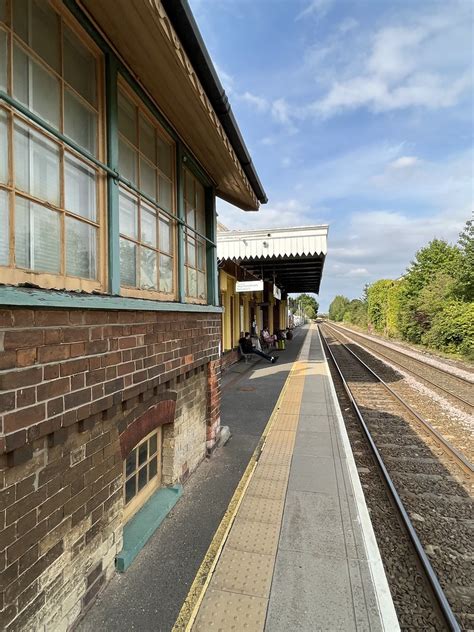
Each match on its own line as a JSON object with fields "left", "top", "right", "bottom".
{"left": 161, "top": 0, "right": 268, "bottom": 205}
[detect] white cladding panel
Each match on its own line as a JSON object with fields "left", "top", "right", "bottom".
{"left": 217, "top": 226, "right": 328, "bottom": 260}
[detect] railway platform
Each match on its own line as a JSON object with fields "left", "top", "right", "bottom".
{"left": 184, "top": 324, "right": 399, "bottom": 631}
{"left": 77, "top": 325, "right": 399, "bottom": 631}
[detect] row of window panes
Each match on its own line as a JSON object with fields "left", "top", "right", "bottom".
{"left": 0, "top": 1, "right": 99, "bottom": 156}
{"left": 118, "top": 91, "right": 173, "bottom": 213}
{"left": 0, "top": 111, "right": 98, "bottom": 277}
{"left": 124, "top": 432, "right": 159, "bottom": 505}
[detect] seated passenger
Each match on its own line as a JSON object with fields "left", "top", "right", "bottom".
{"left": 239, "top": 332, "right": 278, "bottom": 364}
{"left": 262, "top": 327, "right": 277, "bottom": 345}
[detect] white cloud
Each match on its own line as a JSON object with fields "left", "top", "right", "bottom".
{"left": 348, "top": 267, "right": 368, "bottom": 276}
{"left": 309, "top": 5, "right": 473, "bottom": 117}
{"left": 216, "top": 198, "right": 319, "bottom": 231}
{"left": 296, "top": 0, "right": 333, "bottom": 21}
{"left": 390, "top": 156, "right": 420, "bottom": 169}
{"left": 239, "top": 91, "right": 269, "bottom": 112}
{"left": 339, "top": 17, "right": 358, "bottom": 34}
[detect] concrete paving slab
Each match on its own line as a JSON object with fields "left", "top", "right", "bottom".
{"left": 288, "top": 454, "right": 338, "bottom": 495}
{"left": 297, "top": 413, "right": 331, "bottom": 433}
{"left": 265, "top": 548, "right": 357, "bottom": 632}
{"left": 193, "top": 588, "right": 267, "bottom": 632}
{"left": 210, "top": 548, "right": 274, "bottom": 599}
{"left": 293, "top": 430, "right": 332, "bottom": 458}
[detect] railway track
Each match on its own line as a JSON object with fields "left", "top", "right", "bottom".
{"left": 319, "top": 325, "right": 473, "bottom": 631}
{"left": 324, "top": 321, "right": 474, "bottom": 413}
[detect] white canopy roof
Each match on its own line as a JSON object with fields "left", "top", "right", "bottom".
{"left": 217, "top": 225, "right": 328, "bottom": 294}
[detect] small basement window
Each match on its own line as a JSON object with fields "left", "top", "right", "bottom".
{"left": 123, "top": 428, "right": 162, "bottom": 522}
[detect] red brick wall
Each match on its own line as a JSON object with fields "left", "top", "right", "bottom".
{"left": 0, "top": 306, "right": 221, "bottom": 630}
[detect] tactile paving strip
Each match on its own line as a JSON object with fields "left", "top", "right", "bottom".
{"left": 226, "top": 517, "right": 281, "bottom": 556}
{"left": 237, "top": 496, "right": 284, "bottom": 524}
{"left": 210, "top": 548, "right": 275, "bottom": 598}
{"left": 193, "top": 588, "right": 268, "bottom": 632}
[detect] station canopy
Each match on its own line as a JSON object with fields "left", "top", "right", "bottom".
{"left": 217, "top": 225, "right": 328, "bottom": 294}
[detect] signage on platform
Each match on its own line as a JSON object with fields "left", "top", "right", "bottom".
{"left": 236, "top": 280, "right": 264, "bottom": 292}
{"left": 273, "top": 284, "right": 282, "bottom": 300}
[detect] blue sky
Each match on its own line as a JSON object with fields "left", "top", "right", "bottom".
{"left": 189, "top": 0, "right": 473, "bottom": 311}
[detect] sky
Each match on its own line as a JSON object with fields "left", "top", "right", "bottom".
{"left": 189, "top": 0, "right": 473, "bottom": 311}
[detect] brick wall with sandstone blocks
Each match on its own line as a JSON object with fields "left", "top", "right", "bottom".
{"left": 0, "top": 307, "right": 221, "bottom": 631}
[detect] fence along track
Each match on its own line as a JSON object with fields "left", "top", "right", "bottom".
{"left": 319, "top": 325, "right": 473, "bottom": 631}
{"left": 324, "top": 322, "right": 474, "bottom": 412}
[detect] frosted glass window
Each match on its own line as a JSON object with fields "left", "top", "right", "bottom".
{"left": 159, "top": 176, "right": 172, "bottom": 211}
{"left": 65, "top": 154, "right": 96, "bottom": 221}
{"left": 13, "top": 45, "right": 60, "bottom": 129}
{"left": 140, "top": 158, "right": 156, "bottom": 199}
{"left": 157, "top": 136, "right": 172, "bottom": 178}
{"left": 0, "top": 189, "right": 8, "bottom": 265}
{"left": 0, "top": 109, "right": 7, "bottom": 184}
{"left": 14, "top": 121, "right": 60, "bottom": 206}
{"left": 186, "top": 237, "right": 196, "bottom": 267}
{"left": 119, "top": 189, "right": 138, "bottom": 239}
{"left": 139, "top": 115, "right": 155, "bottom": 163}
{"left": 185, "top": 170, "right": 194, "bottom": 204}
{"left": 160, "top": 255, "right": 173, "bottom": 293}
{"left": 198, "top": 271, "right": 206, "bottom": 300}
{"left": 13, "top": 0, "right": 60, "bottom": 72}
{"left": 119, "top": 139, "right": 138, "bottom": 186}
{"left": 141, "top": 205, "right": 156, "bottom": 246}
{"left": 0, "top": 1, "right": 6, "bottom": 23}
{"left": 187, "top": 267, "right": 197, "bottom": 297}
{"left": 64, "top": 89, "right": 96, "bottom": 155}
{"left": 65, "top": 217, "right": 96, "bottom": 279}
{"left": 197, "top": 242, "right": 205, "bottom": 270}
{"left": 159, "top": 217, "right": 171, "bottom": 253}
{"left": 0, "top": 28, "right": 6, "bottom": 91}
{"left": 15, "top": 196, "right": 60, "bottom": 273}
{"left": 140, "top": 247, "right": 157, "bottom": 290}
{"left": 120, "top": 239, "right": 136, "bottom": 287}
{"left": 63, "top": 26, "right": 96, "bottom": 105}
{"left": 118, "top": 93, "right": 137, "bottom": 144}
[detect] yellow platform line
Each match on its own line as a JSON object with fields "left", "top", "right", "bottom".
{"left": 172, "top": 337, "right": 308, "bottom": 632}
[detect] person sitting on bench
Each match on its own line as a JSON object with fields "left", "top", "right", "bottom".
{"left": 239, "top": 332, "right": 278, "bottom": 363}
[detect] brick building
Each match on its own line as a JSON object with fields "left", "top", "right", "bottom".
{"left": 0, "top": 1, "right": 266, "bottom": 629}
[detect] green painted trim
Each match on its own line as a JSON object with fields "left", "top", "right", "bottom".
{"left": 176, "top": 145, "right": 186, "bottom": 303}
{"left": 0, "top": 286, "right": 223, "bottom": 313}
{"left": 105, "top": 54, "right": 120, "bottom": 295}
{"left": 206, "top": 187, "right": 219, "bottom": 306}
{"left": 116, "top": 484, "right": 183, "bottom": 572}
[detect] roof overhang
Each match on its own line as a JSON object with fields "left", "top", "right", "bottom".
{"left": 79, "top": 0, "right": 264, "bottom": 211}
{"left": 217, "top": 226, "right": 329, "bottom": 294}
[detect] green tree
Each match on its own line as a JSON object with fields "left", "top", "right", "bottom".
{"left": 297, "top": 293, "right": 319, "bottom": 319}
{"left": 456, "top": 219, "right": 474, "bottom": 301}
{"left": 329, "top": 295, "right": 350, "bottom": 321}
{"left": 367, "top": 280, "right": 394, "bottom": 334}
{"left": 342, "top": 299, "right": 368, "bottom": 327}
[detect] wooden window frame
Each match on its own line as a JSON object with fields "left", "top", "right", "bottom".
{"left": 123, "top": 427, "right": 162, "bottom": 523}
{"left": 117, "top": 79, "right": 178, "bottom": 301}
{"left": 0, "top": 0, "right": 107, "bottom": 292}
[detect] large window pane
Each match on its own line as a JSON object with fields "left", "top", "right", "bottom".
{"left": 187, "top": 267, "right": 197, "bottom": 298}
{"left": 141, "top": 204, "right": 156, "bottom": 246}
{"left": 0, "top": 109, "right": 7, "bottom": 184}
{"left": 198, "top": 271, "right": 206, "bottom": 300}
{"left": 118, "top": 93, "right": 137, "bottom": 145}
{"left": 159, "top": 176, "right": 172, "bottom": 211}
{"left": 157, "top": 136, "right": 172, "bottom": 178}
{"left": 119, "top": 139, "right": 138, "bottom": 186}
{"left": 140, "top": 158, "right": 156, "bottom": 200}
{"left": 65, "top": 153, "right": 96, "bottom": 221}
{"left": 13, "top": 0, "right": 60, "bottom": 72}
{"left": 14, "top": 45, "right": 60, "bottom": 129}
{"left": 160, "top": 255, "right": 173, "bottom": 293}
{"left": 63, "top": 26, "right": 96, "bottom": 105}
{"left": 119, "top": 189, "right": 138, "bottom": 239}
{"left": 14, "top": 121, "right": 60, "bottom": 205}
{"left": 139, "top": 114, "right": 155, "bottom": 163}
{"left": 140, "top": 247, "right": 157, "bottom": 290}
{"left": 185, "top": 169, "right": 194, "bottom": 205}
{"left": 120, "top": 239, "right": 136, "bottom": 287}
{"left": 0, "top": 189, "right": 8, "bottom": 265}
{"left": 66, "top": 217, "right": 97, "bottom": 279}
{"left": 15, "top": 196, "right": 60, "bottom": 273}
{"left": 0, "top": 28, "right": 6, "bottom": 90}
{"left": 64, "top": 89, "right": 96, "bottom": 155}
{"left": 186, "top": 236, "right": 196, "bottom": 267}
{"left": 159, "top": 217, "right": 171, "bottom": 253}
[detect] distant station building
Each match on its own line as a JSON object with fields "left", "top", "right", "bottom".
{"left": 217, "top": 224, "right": 328, "bottom": 365}
{"left": 0, "top": 0, "right": 266, "bottom": 629}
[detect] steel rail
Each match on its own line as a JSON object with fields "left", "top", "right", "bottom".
{"left": 319, "top": 327, "right": 462, "bottom": 632}
{"left": 327, "top": 321, "right": 473, "bottom": 387}
{"left": 0, "top": 91, "right": 216, "bottom": 248}
{"left": 321, "top": 324, "right": 474, "bottom": 475}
